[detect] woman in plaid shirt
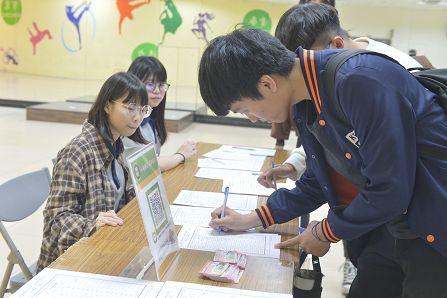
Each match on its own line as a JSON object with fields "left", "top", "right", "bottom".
{"left": 37, "top": 72, "right": 151, "bottom": 271}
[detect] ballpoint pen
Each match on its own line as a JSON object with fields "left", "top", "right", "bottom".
{"left": 218, "top": 186, "right": 230, "bottom": 235}
{"left": 232, "top": 146, "right": 256, "bottom": 151}
{"left": 272, "top": 161, "right": 277, "bottom": 190}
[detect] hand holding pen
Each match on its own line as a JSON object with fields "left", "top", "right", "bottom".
{"left": 217, "top": 186, "right": 230, "bottom": 235}
{"left": 257, "top": 163, "right": 295, "bottom": 189}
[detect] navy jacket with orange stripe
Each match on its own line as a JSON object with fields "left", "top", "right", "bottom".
{"left": 255, "top": 47, "right": 447, "bottom": 257}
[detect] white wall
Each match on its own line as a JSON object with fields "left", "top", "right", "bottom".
{"left": 337, "top": 4, "right": 447, "bottom": 68}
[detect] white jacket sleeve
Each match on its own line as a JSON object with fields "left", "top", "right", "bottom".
{"left": 283, "top": 147, "right": 307, "bottom": 181}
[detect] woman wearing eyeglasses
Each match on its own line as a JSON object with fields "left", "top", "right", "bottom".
{"left": 124, "top": 56, "right": 197, "bottom": 171}
{"left": 37, "top": 72, "right": 148, "bottom": 272}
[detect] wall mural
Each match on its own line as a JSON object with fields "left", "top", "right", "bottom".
{"left": 0, "top": 0, "right": 290, "bottom": 79}
{"left": 28, "top": 22, "right": 52, "bottom": 56}
{"left": 1, "top": 0, "right": 21, "bottom": 25}
{"left": 62, "top": 1, "right": 96, "bottom": 52}
{"left": 191, "top": 12, "right": 214, "bottom": 43}
{"left": 159, "top": 0, "right": 182, "bottom": 44}
{"left": 242, "top": 9, "right": 271, "bottom": 33}
{"left": 117, "top": 0, "right": 150, "bottom": 35}
{"left": 131, "top": 42, "right": 158, "bottom": 61}
{"left": 0, "top": 47, "right": 19, "bottom": 65}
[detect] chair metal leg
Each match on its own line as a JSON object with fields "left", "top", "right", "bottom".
{"left": 0, "top": 259, "right": 14, "bottom": 298}
{"left": 8, "top": 251, "right": 33, "bottom": 281}
{"left": 0, "top": 223, "right": 33, "bottom": 281}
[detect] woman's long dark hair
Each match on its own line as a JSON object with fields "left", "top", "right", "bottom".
{"left": 128, "top": 56, "right": 168, "bottom": 145}
{"left": 88, "top": 72, "right": 148, "bottom": 145}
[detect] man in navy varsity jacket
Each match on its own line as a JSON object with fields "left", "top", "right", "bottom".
{"left": 199, "top": 28, "right": 447, "bottom": 298}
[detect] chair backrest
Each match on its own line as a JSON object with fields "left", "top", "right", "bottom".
{"left": 413, "top": 55, "right": 435, "bottom": 69}
{"left": 0, "top": 168, "right": 51, "bottom": 222}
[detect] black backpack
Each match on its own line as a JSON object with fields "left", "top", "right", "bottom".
{"left": 324, "top": 49, "right": 447, "bottom": 160}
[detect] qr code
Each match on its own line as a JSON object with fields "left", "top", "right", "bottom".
{"left": 147, "top": 188, "right": 166, "bottom": 229}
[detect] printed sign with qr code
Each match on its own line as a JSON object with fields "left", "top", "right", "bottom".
{"left": 146, "top": 182, "right": 168, "bottom": 242}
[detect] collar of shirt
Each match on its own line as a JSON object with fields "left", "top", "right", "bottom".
{"left": 81, "top": 120, "right": 116, "bottom": 170}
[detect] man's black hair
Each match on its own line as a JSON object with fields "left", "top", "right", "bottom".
{"left": 275, "top": 3, "right": 347, "bottom": 51}
{"left": 198, "top": 28, "right": 295, "bottom": 116}
{"left": 298, "top": 0, "right": 335, "bottom": 6}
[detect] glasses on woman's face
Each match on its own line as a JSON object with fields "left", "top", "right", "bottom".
{"left": 145, "top": 82, "right": 170, "bottom": 93}
{"left": 113, "top": 101, "right": 152, "bottom": 118}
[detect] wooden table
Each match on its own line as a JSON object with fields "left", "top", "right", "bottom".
{"left": 50, "top": 143, "right": 299, "bottom": 294}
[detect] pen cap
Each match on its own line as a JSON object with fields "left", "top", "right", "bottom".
{"left": 224, "top": 186, "right": 229, "bottom": 194}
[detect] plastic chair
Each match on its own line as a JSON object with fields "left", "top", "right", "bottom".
{"left": 0, "top": 168, "right": 51, "bottom": 297}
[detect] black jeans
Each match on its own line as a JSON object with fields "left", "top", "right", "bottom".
{"left": 348, "top": 226, "right": 447, "bottom": 298}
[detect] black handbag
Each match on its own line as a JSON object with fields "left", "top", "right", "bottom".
{"left": 293, "top": 251, "right": 323, "bottom": 298}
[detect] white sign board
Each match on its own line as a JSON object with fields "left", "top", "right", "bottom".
{"left": 126, "top": 144, "right": 179, "bottom": 280}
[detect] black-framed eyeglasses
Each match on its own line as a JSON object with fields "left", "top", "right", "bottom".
{"left": 145, "top": 82, "right": 170, "bottom": 93}
{"left": 113, "top": 101, "right": 152, "bottom": 118}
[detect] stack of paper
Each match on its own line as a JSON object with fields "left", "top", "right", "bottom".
{"left": 194, "top": 168, "right": 261, "bottom": 180}
{"left": 13, "top": 268, "right": 293, "bottom": 297}
{"left": 217, "top": 145, "right": 276, "bottom": 157}
{"left": 222, "top": 177, "right": 296, "bottom": 196}
{"left": 196, "top": 145, "right": 275, "bottom": 172}
{"left": 159, "top": 281, "right": 292, "bottom": 297}
{"left": 173, "top": 190, "right": 258, "bottom": 211}
{"left": 11, "top": 268, "right": 163, "bottom": 298}
{"left": 170, "top": 205, "right": 250, "bottom": 227}
{"left": 197, "top": 158, "right": 264, "bottom": 171}
{"left": 177, "top": 226, "right": 280, "bottom": 259}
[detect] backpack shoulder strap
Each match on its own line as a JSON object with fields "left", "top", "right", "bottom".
{"left": 414, "top": 69, "right": 447, "bottom": 111}
{"left": 324, "top": 49, "right": 369, "bottom": 126}
{"left": 324, "top": 49, "right": 399, "bottom": 126}
{"left": 325, "top": 50, "right": 447, "bottom": 161}
{"left": 412, "top": 69, "right": 447, "bottom": 160}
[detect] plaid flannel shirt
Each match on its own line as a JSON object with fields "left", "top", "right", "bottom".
{"left": 37, "top": 121, "right": 133, "bottom": 271}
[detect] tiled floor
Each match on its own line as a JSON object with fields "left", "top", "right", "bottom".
{"left": 0, "top": 78, "right": 346, "bottom": 297}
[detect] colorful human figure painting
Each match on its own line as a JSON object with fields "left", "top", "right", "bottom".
{"left": 28, "top": 22, "right": 52, "bottom": 56}
{"left": 159, "top": 0, "right": 182, "bottom": 44}
{"left": 191, "top": 12, "right": 214, "bottom": 44}
{"left": 116, "top": 0, "right": 150, "bottom": 34}
{"left": 62, "top": 0, "right": 96, "bottom": 52}
{"left": 0, "top": 47, "right": 19, "bottom": 65}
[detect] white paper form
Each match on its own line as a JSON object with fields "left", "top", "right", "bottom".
{"left": 195, "top": 168, "right": 261, "bottom": 180}
{"left": 222, "top": 178, "right": 297, "bottom": 196}
{"left": 203, "top": 150, "right": 266, "bottom": 163}
{"left": 170, "top": 205, "right": 251, "bottom": 227}
{"left": 157, "top": 281, "right": 292, "bottom": 298}
{"left": 177, "top": 226, "right": 280, "bottom": 259}
{"left": 173, "top": 190, "right": 258, "bottom": 211}
{"left": 11, "top": 268, "right": 163, "bottom": 298}
{"left": 197, "top": 157, "right": 264, "bottom": 172}
{"left": 223, "top": 177, "right": 275, "bottom": 196}
{"left": 218, "top": 145, "right": 276, "bottom": 157}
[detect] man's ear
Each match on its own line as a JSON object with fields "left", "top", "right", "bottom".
{"left": 258, "top": 75, "right": 277, "bottom": 94}
{"left": 331, "top": 35, "right": 345, "bottom": 49}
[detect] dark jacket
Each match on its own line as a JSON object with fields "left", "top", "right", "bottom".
{"left": 256, "top": 48, "right": 447, "bottom": 257}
